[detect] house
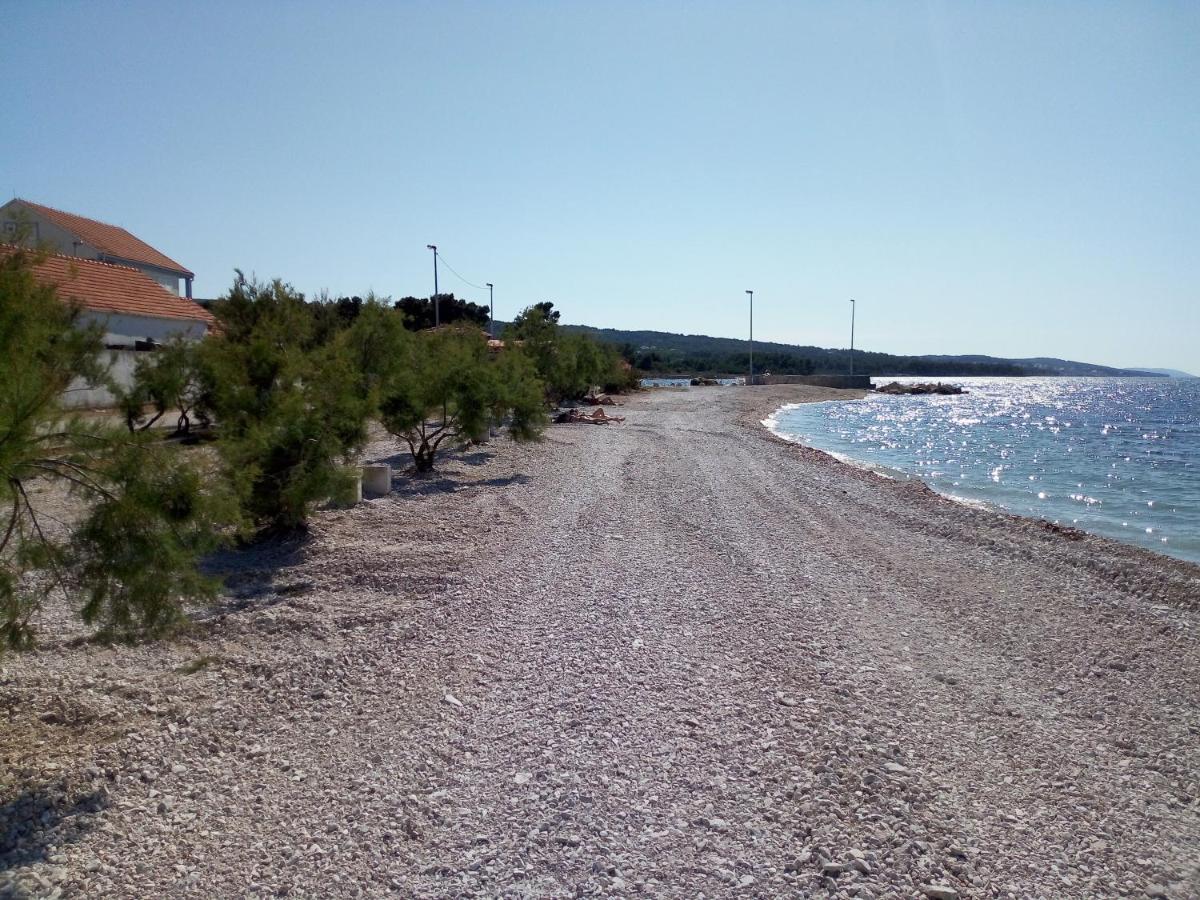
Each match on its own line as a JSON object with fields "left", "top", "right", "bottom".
{"left": 1, "top": 198, "right": 195, "bottom": 299}
{"left": 0, "top": 245, "right": 214, "bottom": 344}
{"left": 1, "top": 198, "right": 213, "bottom": 344}
{"left": 2, "top": 243, "right": 215, "bottom": 408}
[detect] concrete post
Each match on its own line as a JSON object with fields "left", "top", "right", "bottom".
{"left": 361, "top": 465, "right": 392, "bottom": 498}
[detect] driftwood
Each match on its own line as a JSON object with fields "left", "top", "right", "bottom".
{"left": 553, "top": 408, "right": 626, "bottom": 425}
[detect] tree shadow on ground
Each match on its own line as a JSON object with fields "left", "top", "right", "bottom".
{"left": 389, "top": 472, "right": 530, "bottom": 498}
{"left": 198, "top": 530, "right": 314, "bottom": 618}
{"left": 370, "top": 446, "right": 495, "bottom": 473}
{"left": 0, "top": 784, "right": 108, "bottom": 872}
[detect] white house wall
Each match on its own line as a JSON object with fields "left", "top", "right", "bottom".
{"left": 79, "top": 310, "right": 208, "bottom": 344}
{"left": 145, "top": 268, "right": 181, "bottom": 294}
{"left": 1, "top": 200, "right": 182, "bottom": 294}
{"left": 61, "top": 350, "right": 140, "bottom": 409}
{"left": 1, "top": 202, "right": 100, "bottom": 262}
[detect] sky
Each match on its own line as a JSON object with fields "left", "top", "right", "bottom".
{"left": 5, "top": 1, "right": 1198, "bottom": 372}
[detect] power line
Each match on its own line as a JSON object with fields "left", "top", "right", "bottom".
{"left": 435, "top": 252, "right": 489, "bottom": 291}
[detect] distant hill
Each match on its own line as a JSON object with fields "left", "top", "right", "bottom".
{"left": 1133, "top": 368, "right": 1197, "bottom": 378}
{"left": 919, "top": 354, "right": 1164, "bottom": 378}
{"left": 551, "top": 323, "right": 1166, "bottom": 378}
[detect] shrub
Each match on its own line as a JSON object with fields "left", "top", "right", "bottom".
{"left": 504, "top": 303, "right": 636, "bottom": 402}
{"left": 379, "top": 325, "right": 545, "bottom": 472}
{"left": 0, "top": 245, "right": 235, "bottom": 649}
{"left": 118, "top": 337, "right": 208, "bottom": 435}
{"left": 199, "top": 275, "right": 369, "bottom": 531}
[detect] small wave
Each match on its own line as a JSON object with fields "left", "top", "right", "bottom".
{"left": 764, "top": 379, "right": 1200, "bottom": 565}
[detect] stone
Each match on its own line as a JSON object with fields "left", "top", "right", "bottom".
{"left": 444, "top": 694, "right": 463, "bottom": 708}
{"left": 921, "top": 886, "right": 960, "bottom": 900}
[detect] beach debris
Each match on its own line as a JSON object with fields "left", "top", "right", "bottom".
{"left": 443, "top": 693, "right": 464, "bottom": 708}
{"left": 875, "top": 381, "right": 966, "bottom": 395}
{"left": 581, "top": 392, "right": 621, "bottom": 406}
{"left": 553, "top": 408, "right": 626, "bottom": 425}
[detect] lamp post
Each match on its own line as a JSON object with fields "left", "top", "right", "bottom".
{"left": 486, "top": 282, "right": 494, "bottom": 338}
{"left": 849, "top": 298, "right": 856, "bottom": 377}
{"left": 746, "top": 290, "right": 754, "bottom": 386}
{"left": 426, "top": 244, "right": 439, "bottom": 326}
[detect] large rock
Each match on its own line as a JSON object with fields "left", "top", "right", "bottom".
{"left": 875, "top": 381, "right": 966, "bottom": 395}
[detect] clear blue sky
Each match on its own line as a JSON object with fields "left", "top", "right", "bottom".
{"left": 6, "top": 2, "right": 1198, "bottom": 372}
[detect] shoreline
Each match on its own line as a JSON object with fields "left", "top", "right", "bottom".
{"left": 2, "top": 383, "right": 1198, "bottom": 898}
{"left": 743, "top": 385, "right": 1200, "bottom": 607}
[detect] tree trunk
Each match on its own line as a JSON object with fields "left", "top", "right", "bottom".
{"left": 413, "top": 440, "right": 436, "bottom": 473}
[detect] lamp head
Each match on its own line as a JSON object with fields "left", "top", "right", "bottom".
{"left": 486, "top": 282, "right": 493, "bottom": 289}
{"left": 426, "top": 244, "right": 437, "bottom": 251}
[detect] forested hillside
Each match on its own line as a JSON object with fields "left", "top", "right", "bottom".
{"left": 553, "top": 325, "right": 1161, "bottom": 378}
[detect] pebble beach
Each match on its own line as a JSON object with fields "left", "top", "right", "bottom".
{"left": 2, "top": 384, "right": 1198, "bottom": 899}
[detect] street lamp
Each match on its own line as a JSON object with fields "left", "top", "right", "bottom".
{"left": 849, "top": 298, "right": 856, "bottom": 377}
{"left": 426, "top": 244, "right": 439, "bottom": 326}
{"left": 486, "top": 283, "right": 494, "bottom": 338}
{"left": 746, "top": 290, "right": 754, "bottom": 386}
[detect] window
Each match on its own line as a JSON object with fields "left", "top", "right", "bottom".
{"left": 3, "top": 220, "right": 39, "bottom": 241}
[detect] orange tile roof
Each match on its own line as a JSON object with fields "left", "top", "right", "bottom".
{"left": 16, "top": 199, "right": 194, "bottom": 277}
{"left": 1, "top": 245, "right": 214, "bottom": 326}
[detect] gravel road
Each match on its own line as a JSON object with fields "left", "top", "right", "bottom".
{"left": 2, "top": 385, "right": 1198, "bottom": 899}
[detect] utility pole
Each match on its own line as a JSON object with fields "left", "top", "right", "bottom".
{"left": 426, "top": 244, "right": 439, "bottom": 326}
{"left": 746, "top": 290, "right": 754, "bottom": 386}
{"left": 849, "top": 298, "right": 856, "bottom": 376}
{"left": 486, "top": 283, "right": 494, "bottom": 338}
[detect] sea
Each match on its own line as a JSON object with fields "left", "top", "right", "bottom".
{"left": 766, "top": 377, "right": 1200, "bottom": 565}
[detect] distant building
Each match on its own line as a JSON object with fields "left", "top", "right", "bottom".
{"left": 0, "top": 245, "right": 214, "bottom": 344}
{"left": 1, "top": 198, "right": 195, "bottom": 299}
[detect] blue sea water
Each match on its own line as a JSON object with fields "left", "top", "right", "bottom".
{"left": 767, "top": 377, "right": 1200, "bottom": 565}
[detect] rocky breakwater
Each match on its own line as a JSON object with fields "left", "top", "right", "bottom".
{"left": 875, "top": 381, "right": 967, "bottom": 396}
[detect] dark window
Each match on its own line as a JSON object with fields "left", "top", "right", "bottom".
{"left": 3, "top": 220, "right": 39, "bottom": 241}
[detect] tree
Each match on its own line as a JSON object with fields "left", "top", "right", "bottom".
{"left": 118, "top": 337, "right": 209, "bottom": 435}
{"left": 378, "top": 326, "right": 545, "bottom": 472}
{"left": 505, "top": 303, "right": 631, "bottom": 402}
{"left": 530, "top": 301, "right": 560, "bottom": 323}
{"left": 199, "top": 274, "right": 369, "bottom": 531}
{"left": 394, "top": 293, "right": 490, "bottom": 331}
{"left": 505, "top": 302, "right": 562, "bottom": 397}
{"left": 336, "top": 298, "right": 413, "bottom": 404}
{"left": 0, "top": 245, "right": 235, "bottom": 650}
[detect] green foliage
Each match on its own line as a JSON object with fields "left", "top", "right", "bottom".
{"left": 0, "top": 245, "right": 235, "bottom": 650}
{"left": 336, "top": 299, "right": 413, "bottom": 403}
{"left": 70, "top": 439, "right": 236, "bottom": 639}
{"left": 118, "top": 337, "right": 208, "bottom": 435}
{"left": 561, "top": 325, "right": 1035, "bottom": 378}
{"left": 395, "top": 293, "right": 490, "bottom": 330}
{"left": 505, "top": 303, "right": 633, "bottom": 402}
{"left": 200, "top": 275, "right": 369, "bottom": 530}
{"left": 378, "top": 326, "right": 545, "bottom": 472}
